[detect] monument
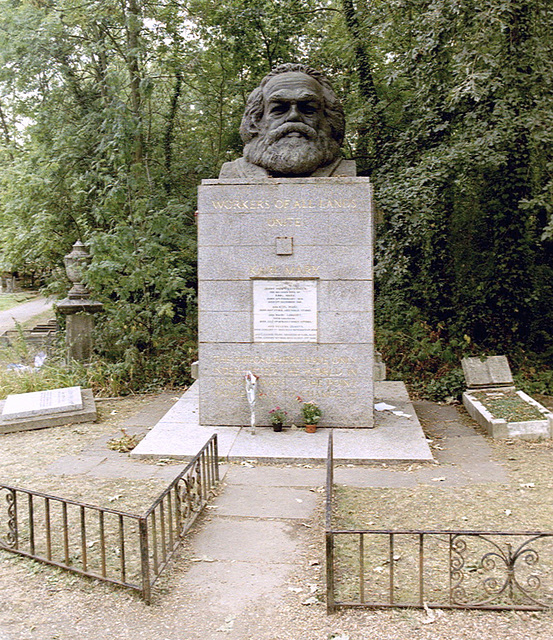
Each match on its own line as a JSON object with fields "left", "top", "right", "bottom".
{"left": 196, "top": 64, "right": 374, "bottom": 428}
{"left": 56, "top": 241, "right": 103, "bottom": 362}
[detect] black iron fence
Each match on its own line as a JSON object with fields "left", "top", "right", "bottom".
{"left": 325, "top": 431, "right": 553, "bottom": 612}
{"left": 0, "top": 435, "right": 219, "bottom": 603}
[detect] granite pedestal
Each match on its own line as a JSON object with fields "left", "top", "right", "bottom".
{"left": 130, "top": 381, "right": 433, "bottom": 463}
{"left": 197, "top": 177, "right": 374, "bottom": 428}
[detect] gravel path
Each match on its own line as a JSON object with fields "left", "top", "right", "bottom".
{"left": 0, "top": 296, "right": 53, "bottom": 334}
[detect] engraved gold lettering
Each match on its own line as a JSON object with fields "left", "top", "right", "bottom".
{"left": 209, "top": 198, "right": 359, "bottom": 211}
{"left": 209, "top": 199, "right": 273, "bottom": 211}
{"left": 267, "top": 217, "right": 303, "bottom": 227}
{"left": 318, "top": 198, "right": 357, "bottom": 209}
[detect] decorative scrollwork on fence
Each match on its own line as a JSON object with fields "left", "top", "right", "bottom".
{"left": 176, "top": 460, "right": 203, "bottom": 536}
{"left": 0, "top": 489, "right": 17, "bottom": 549}
{"left": 450, "top": 534, "right": 551, "bottom": 608}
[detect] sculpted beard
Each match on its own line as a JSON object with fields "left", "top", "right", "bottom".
{"left": 244, "top": 121, "right": 340, "bottom": 175}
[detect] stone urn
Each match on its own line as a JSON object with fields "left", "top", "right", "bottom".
{"left": 56, "top": 240, "right": 103, "bottom": 362}
{"left": 64, "top": 241, "right": 92, "bottom": 299}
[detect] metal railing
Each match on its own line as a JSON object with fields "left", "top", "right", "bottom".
{"left": 325, "top": 431, "right": 553, "bottom": 612}
{"left": 0, "top": 435, "right": 219, "bottom": 603}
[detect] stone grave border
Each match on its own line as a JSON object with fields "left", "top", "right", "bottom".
{"left": 325, "top": 432, "right": 553, "bottom": 612}
{"left": 0, "top": 435, "right": 219, "bottom": 604}
{"left": 463, "top": 389, "right": 553, "bottom": 439}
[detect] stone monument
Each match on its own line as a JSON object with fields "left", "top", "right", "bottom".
{"left": 56, "top": 241, "right": 103, "bottom": 362}
{"left": 197, "top": 63, "right": 374, "bottom": 428}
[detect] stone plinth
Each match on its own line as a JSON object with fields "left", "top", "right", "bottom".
{"left": 56, "top": 299, "right": 103, "bottom": 363}
{"left": 3, "top": 386, "right": 83, "bottom": 420}
{"left": 197, "top": 177, "right": 374, "bottom": 427}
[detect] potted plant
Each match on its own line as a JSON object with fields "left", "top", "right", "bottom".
{"left": 298, "top": 397, "right": 322, "bottom": 433}
{"left": 269, "top": 407, "right": 287, "bottom": 432}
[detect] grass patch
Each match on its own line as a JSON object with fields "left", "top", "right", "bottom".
{"left": 0, "top": 292, "right": 38, "bottom": 311}
{"left": 0, "top": 335, "right": 83, "bottom": 398}
{"left": 471, "top": 390, "right": 544, "bottom": 421}
{"left": 330, "top": 433, "right": 553, "bottom": 608}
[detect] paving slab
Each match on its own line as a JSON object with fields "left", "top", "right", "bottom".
{"left": 82, "top": 457, "right": 172, "bottom": 481}
{"left": 43, "top": 393, "right": 195, "bottom": 481}
{"left": 130, "top": 380, "right": 433, "bottom": 463}
{"left": 45, "top": 454, "right": 109, "bottom": 475}
{"left": 213, "top": 485, "right": 319, "bottom": 519}
{"left": 225, "top": 466, "right": 326, "bottom": 487}
{"left": 191, "top": 518, "right": 300, "bottom": 562}
{"left": 183, "top": 560, "right": 295, "bottom": 614}
{"left": 118, "top": 392, "right": 180, "bottom": 427}
{"left": 412, "top": 400, "right": 509, "bottom": 484}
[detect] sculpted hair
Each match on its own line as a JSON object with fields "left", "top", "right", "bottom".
{"left": 239, "top": 63, "right": 345, "bottom": 146}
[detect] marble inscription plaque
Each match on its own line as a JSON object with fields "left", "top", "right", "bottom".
{"left": 2, "top": 386, "right": 84, "bottom": 420}
{"left": 253, "top": 279, "right": 317, "bottom": 343}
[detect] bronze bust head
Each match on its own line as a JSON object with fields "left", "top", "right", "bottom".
{"left": 219, "top": 63, "right": 355, "bottom": 178}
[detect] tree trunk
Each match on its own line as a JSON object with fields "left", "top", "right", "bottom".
{"left": 341, "top": 0, "right": 381, "bottom": 174}
{"left": 124, "top": 0, "right": 144, "bottom": 163}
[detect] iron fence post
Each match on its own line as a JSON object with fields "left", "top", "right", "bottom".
{"left": 139, "top": 517, "right": 151, "bottom": 604}
{"left": 6, "top": 488, "right": 18, "bottom": 549}
{"left": 326, "top": 531, "right": 335, "bottom": 613}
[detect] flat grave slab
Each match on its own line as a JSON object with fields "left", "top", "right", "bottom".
{"left": 0, "top": 388, "right": 96, "bottom": 433}
{"left": 2, "top": 386, "right": 83, "bottom": 420}
{"left": 130, "top": 381, "right": 433, "bottom": 463}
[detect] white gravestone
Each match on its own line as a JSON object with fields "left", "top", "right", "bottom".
{"left": 2, "top": 386, "right": 84, "bottom": 421}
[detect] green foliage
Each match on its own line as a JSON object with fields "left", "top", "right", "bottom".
{"left": 298, "top": 398, "right": 322, "bottom": 425}
{"left": 375, "top": 303, "right": 472, "bottom": 400}
{"left": 0, "top": 340, "right": 83, "bottom": 398}
{"left": 0, "top": 0, "right": 203, "bottom": 391}
{"left": 514, "top": 367, "right": 553, "bottom": 397}
{"left": 373, "top": 0, "right": 553, "bottom": 394}
{"left": 268, "top": 407, "right": 287, "bottom": 426}
{"left": 0, "top": 0, "right": 551, "bottom": 395}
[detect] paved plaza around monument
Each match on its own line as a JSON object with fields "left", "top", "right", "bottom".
{"left": 47, "top": 390, "right": 507, "bottom": 489}
{"left": 131, "top": 381, "right": 433, "bottom": 463}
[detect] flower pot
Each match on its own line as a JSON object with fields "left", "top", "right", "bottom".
{"left": 305, "top": 423, "right": 317, "bottom": 433}
{"left": 272, "top": 423, "right": 283, "bottom": 432}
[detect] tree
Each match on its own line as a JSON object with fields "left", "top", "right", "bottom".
{"left": 373, "top": 0, "right": 553, "bottom": 387}
{"left": 0, "top": 0, "right": 551, "bottom": 395}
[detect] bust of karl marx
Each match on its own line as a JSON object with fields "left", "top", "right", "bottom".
{"left": 219, "top": 63, "right": 356, "bottom": 179}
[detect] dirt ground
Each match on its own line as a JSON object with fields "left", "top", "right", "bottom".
{"left": 1, "top": 393, "right": 553, "bottom": 639}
